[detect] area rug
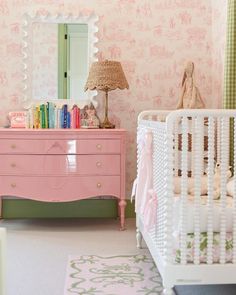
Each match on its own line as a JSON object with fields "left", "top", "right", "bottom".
{"left": 64, "top": 254, "right": 163, "bottom": 295}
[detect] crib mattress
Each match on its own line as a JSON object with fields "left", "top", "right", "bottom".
{"left": 174, "top": 232, "right": 233, "bottom": 264}
{"left": 173, "top": 196, "right": 234, "bottom": 234}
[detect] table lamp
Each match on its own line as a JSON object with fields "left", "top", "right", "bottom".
{"left": 84, "top": 60, "right": 129, "bottom": 128}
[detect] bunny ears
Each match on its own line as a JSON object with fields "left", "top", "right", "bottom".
{"left": 181, "top": 61, "right": 195, "bottom": 87}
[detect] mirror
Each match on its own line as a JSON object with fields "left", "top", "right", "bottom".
{"left": 22, "top": 13, "right": 99, "bottom": 108}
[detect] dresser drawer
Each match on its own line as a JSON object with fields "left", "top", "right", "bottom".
{"left": 0, "top": 139, "right": 74, "bottom": 155}
{"left": 0, "top": 154, "right": 120, "bottom": 176}
{"left": 77, "top": 139, "right": 120, "bottom": 154}
{"left": 0, "top": 139, "right": 120, "bottom": 155}
{"left": 0, "top": 176, "right": 120, "bottom": 202}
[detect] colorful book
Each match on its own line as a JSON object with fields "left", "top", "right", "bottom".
{"left": 63, "top": 105, "right": 68, "bottom": 128}
{"left": 77, "top": 108, "right": 80, "bottom": 128}
{"left": 60, "top": 108, "right": 64, "bottom": 128}
{"left": 33, "top": 107, "right": 37, "bottom": 129}
{"left": 48, "top": 102, "right": 55, "bottom": 129}
{"left": 40, "top": 105, "right": 44, "bottom": 128}
{"left": 36, "top": 105, "right": 40, "bottom": 129}
{"left": 72, "top": 105, "right": 80, "bottom": 128}
{"left": 70, "top": 109, "right": 74, "bottom": 128}
{"left": 55, "top": 107, "right": 59, "bottom": 129}
{"left": 71, "top": 105, "right": 77, "bottom": 128}
{"left": 67, "top": 112, "right": 71, "bottom": 129}
{"left": 44, "top": 104, "right": 48, "bottom": 128}
{"left": 55, "top": 108, "right": 58, "bottom": 129}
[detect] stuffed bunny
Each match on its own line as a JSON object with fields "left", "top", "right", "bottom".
{"left": 174, "top": 163, "right": 232, "bottom": 199}
{"left": 176, "top": 61, "right": 205, "bottom": 109}
{"left": 190, "top": 163, "right": 232, "bottom": 199}
{"left": 209, "top": 163, "right": 232, "bottom": 199}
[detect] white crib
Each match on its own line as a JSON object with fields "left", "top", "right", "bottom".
{"left": 135, "top": 109, "right": 236, "bottom": 294}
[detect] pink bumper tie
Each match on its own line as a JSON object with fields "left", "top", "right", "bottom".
{"left": 143, "top": 189, "right": 158, "bottom": 232}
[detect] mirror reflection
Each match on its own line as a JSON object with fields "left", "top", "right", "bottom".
{"left": 32, "top": 23, "right": 89, "bottom": 101}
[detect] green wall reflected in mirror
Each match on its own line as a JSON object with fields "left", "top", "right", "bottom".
{"left": 58, "top": 24, "right": 88, "bottom": 100}
{"left": 32, "top": 23, "right": 89, "bottom": 101}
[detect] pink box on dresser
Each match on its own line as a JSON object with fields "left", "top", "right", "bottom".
{"left": 0, "top": 129, "right": 127, "bottom": 230}
{"left": 8, "top": 111, "right": 27, "bottom": 128}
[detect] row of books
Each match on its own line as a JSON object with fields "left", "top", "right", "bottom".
{"left": 28, "top": 103, "right": 81, "bottom": 129}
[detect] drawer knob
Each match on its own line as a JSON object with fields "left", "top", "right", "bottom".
{"left": 11, "top": 183, "right": 16, "bottom": 188}
{"left": 11, "top": 144, "right": 16, "bottom": 149}
{"left": 96, "top": 144, "right": 102, "bottom": 150}
{"left": 97, "top": 183, "right": 102, "bottom": 188}
{"left": 11, "top": 163, "right": 16, "bottom": 168}
{"left": 96, "top": 162, "right": 102, "bottom": 168}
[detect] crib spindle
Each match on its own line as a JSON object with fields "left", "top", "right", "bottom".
{"left": 136, "top": 125, "right": 144, "bottom": 214}
{"left": 174, "top": 120, "right": 179, "bottom": 177}
{"left": 233, "top": 118, "right": 236, "bottom": 263}
{"left": 154, "top": 125, "right": 164, "bottom": 253}
{"left": 163, "top": 120, "right": 174, "bottom": 263}
{"left": 217, "top": 117, "right": 221, "bottom": 164}
{"left": 193, "top": 116, "right": 204, "bottom": 265}
{"left": 207, "top": 117, "right": 215, "bottom": 264}
{"left": 220, "top": 117, "right": 229, "bottom": 264}
{"left": 191, "top": 118, "right": 195, "bottom": 177}
{"left": 180, "top": 116, "right": 188, "bottom": 265}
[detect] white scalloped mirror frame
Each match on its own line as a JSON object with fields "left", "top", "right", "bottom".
{"left": 22, "top": 13, "right": 99, "bottom": 109}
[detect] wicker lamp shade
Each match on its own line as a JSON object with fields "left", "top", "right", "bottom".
{"left": 84, "top": 60, "right": 129, "bottom": 128}
{"left": 84, "top": 60, "right": 129, "bottom": 91}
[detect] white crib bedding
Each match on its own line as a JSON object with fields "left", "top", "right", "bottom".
{"left": 173, "top": 195, "right": 234, "bottom": 234}
{"left": 174, "top": 232, "right": 233, "bottom": 264}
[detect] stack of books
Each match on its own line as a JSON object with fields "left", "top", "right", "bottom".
{"left": 27, "top": 103, "right": 81, "bottom": 129}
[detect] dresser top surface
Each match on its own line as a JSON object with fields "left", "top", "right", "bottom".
{"left": 0, "top": 128, "right": 126, "bottom": 134}
{"left": 0, "top": 128, "right": 126, "bottom": 139}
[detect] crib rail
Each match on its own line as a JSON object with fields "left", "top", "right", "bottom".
{"left": 138, "top": 110, "right": 170, "bottom": 123}
{"left": 138, "top": 109, "right": 236, "bottom": 266}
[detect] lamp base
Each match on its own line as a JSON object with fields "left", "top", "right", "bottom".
{"left": 100, "top": 117, "right": 115, "bottom": 129}
{"left": 100, "top": 89, "right": 115, "bottom": 129}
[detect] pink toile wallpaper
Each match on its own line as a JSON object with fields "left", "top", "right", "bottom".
{"left": 211, "top": 0, "right": 227, "bottom": 108}
{"left": 0, "top": 0, "right": 227, "bottom": 197}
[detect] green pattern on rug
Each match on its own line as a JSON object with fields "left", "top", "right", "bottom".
{"left": 64, "top": 255, "right": 163, "bottom": 295}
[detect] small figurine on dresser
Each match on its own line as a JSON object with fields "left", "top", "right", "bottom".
{"left": 176, "top": 61, "right": 205, "bottom": 109}
{"left": 81, "top": 103, "right": 100, "bottom": 128}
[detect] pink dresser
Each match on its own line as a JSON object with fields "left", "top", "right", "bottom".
{"left": 0, "top": 129, "right": 126, "bottom": 229}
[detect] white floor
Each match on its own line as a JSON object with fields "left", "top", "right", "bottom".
{"left": 1, "top": 218, "right": 147, "bottom": 295}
